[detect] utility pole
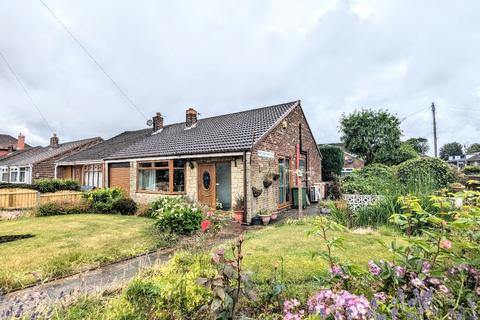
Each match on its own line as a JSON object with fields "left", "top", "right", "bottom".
{"left": 431, "top": 102, "right": 438, "bottom": 157}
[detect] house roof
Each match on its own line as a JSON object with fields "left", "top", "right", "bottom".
{"left": 107, "top": 101, "right": 299, "bottom": 160}
{"left": 0, "top": 134, "right": 31, "bottom": 150}
{"left": 0, "top": 137, "right": 102, "bottom": 166}
{"left": 57, "top": 129, "right": 152, "bottom": 164}
{"left": 467, "top": 154, "right": 480, "bottom": 162}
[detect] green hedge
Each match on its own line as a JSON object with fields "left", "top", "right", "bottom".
{"left": 341, "top": 164, "right": 400, "bottom": 195}
{"left": 397, "top": 157, "right": 455, "bottom": 191}
{"left": 0, "top": 179, "right": 80, "bottom": 193}
{"left": 464, "top": 165, "right": 480, "bottom": 175}
{"left": 319, "top": 145, "right": 344, "bottom": 181}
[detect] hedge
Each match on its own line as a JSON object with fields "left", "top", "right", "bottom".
{"left": 0, "top": 179, "right": 80, "bottom": 193}
{"left": 319, "top": 145, "right": 344, "bottom": 181}
{"left": 464, "top": 165, "right": 480, "bottom": 175}
{"left": 397, "top": 157, "right": 455, "bottom": 191}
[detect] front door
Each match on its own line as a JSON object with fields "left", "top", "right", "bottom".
{"left": 198, "top": 163, "right": 216, "bottom": 208}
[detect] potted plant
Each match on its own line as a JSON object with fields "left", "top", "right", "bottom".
{"left": 270, "top": 210, "right": 278, "bottom": 220}
{"left": 449, "top": 182, "right": 465, "bottom": 193}
{"left": 319, "top": 201, "right": 332, "bottom": 215}
{"left": 251, "top": 215, "right": 262, "bottom": 226}
{"left": 263, "top": 173, "right": 274, "bottom": 188}
{"left": 258, "top": 209, "right": 271, "bottom": 225}
{"left": 232, "top": 194, "right": 245, "bottom": 223}
{"left": 252, "top": 186, "right": 263, "bottom": 198}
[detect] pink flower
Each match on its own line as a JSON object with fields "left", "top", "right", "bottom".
{"left": 394, "top": 266, "right": 406, "bottom": 278}
{"left": 438, "top": 285, "right": 450, "bottom": 294}
{"left": 368, "top": 260, "right": 381, "bottom": 276}
{"left": 439, "top": 239, "right": 452, "bottom": 250}
{"left": 421, "top": 261, "right": 432, "bottom": 273}
{"left": 201, "top": 220, "right": 211, "bottom": 232}
{"left": 411, "top": 278, "right": 424, "bottom": 288}
{"left": 374, "top": 292, "right": 387, "bottom": 303}
{"left": 207, "top": 211, "right": 214, "bottom": 217}
{"left": 329, "top": 265, "right": 344, "bottom": 276}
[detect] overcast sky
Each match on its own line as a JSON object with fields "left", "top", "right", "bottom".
{"left": 1, "top": 0, "right": 479, "bottom": 153}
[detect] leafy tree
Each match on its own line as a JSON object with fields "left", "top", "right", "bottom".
{"left": 375, "top": 142, "right": 418, "bottom": 166}
{"left": 405, "top": 137, "right": 429, "bottom": 155}
{"left": 318, "top": 145, "right": 344, "bottom": 181}
{"left": 340, "top": 109, "right": 402, "bottom": 165}
{"left": 439, "top": 142, "right": 463, "bottom": 160}
{"left": 466, "top": 143, "right": 480, "bottom": 154}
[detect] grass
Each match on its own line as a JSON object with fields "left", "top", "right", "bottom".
{"left": 0, "top": 214, "right": 160, "bottom": 292}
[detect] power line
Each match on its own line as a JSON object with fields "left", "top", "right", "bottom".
{"left": 401, "top": 107, "right": 429, "bottom": 122}
{"left": 0, "top": 50, "right": 55, "bottom": 133}
{"left": 38, "top": 0, "right": 147, "bottom": 120}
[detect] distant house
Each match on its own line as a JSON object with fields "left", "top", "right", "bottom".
{"left": 55, "top": 129, "right": 151, "bottom": 188}
{"left": 0, "top": 134, "right": 102, "bottom": 184}
{"left": 58, "top": 101, "right": 323, "bottom": 223}
{"left": 0, "top": 133, "right": 30, "bottom": 158}
{"left": 342, "top": 151, "right": 365, "bottom": 175}
{"left": 448, "top": 153, "right": 480, "bottom": 169}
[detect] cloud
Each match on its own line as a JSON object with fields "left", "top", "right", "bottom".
{"left": 0, "top": 0, "right": 479, "bottom": 153}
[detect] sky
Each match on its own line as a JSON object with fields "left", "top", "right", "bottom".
{"left": 0, "top": 0, "right": 479, "bottom": 154}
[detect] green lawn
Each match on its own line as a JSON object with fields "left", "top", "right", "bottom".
{"left": 241, "top": 223, "right": 400, "bottom": 296}
{"left": 0, "top": 214, "right": 159, "bottom": 292}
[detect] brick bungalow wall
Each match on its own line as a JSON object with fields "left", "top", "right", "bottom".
{"left": 246, "top": 105, "right": 322, "bottom": 221}
{"left": 33, "top": 140, "right": 101, "bottom": 181}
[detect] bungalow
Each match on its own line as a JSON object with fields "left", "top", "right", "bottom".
{"left": 55, "top": 129, "right": 152, "bottom": 188}
{"left": 101, "top": 101, "right": 322, "bottom": 223}
{"left": 0, "top": 134, "right": 102, "bottom": 184}
{"left": 0, "top": 133, "right": 30, "bottom": 158}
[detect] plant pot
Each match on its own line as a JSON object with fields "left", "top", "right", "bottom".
{"left": 259, "top": 215, "right": 271, "bottom": 225}
{"left": 251, "top": 215, "right": 262, "bottom": 226}
{"left": 252, "top": 186, "right": 263, "bottom": 198}
{"left": 263, "top": 179, "right": 273, "bottom": 189}
{"left": 270, "top": 211, "right": 278, "bottom": 220}
{"left": 320, "top": 207, "right": 331, "bottom": 215}
{"left": 233, "top": 210, "right": 244, "bottom": 223}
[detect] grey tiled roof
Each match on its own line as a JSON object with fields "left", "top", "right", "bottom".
{"left": 57, "top": 129, "right": 152, "bottom": 163}
{"left": 0, "top": 134, "right": 31, "bottom": 150}
{"left": 107, "top": 101, "right": 299, "bottom": 160}
{"left": 0, "top": 137, "right": 102, "bottom": 166}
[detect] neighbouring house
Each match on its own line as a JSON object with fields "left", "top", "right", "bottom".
{"left": 0, "top": 133, "right": 30, "bottom": 158}
{"left": 342, "top": 151, "right": 365, "bottom": 175}
{"left": 55, "top": 129, "right": 152, "bottom": 188}
{"left": 448, "top": 153, "right": 480, "bottom": 169}
{"left": 99, "top": 101, "right": 322, "bottom": 223}
{"left": 0, "top": 134, "right": 102, "bottom": 184}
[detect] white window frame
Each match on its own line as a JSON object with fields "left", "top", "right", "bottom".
{"left": 0, "top": 167, "right": 8, "bottom": 182}
{"left": 9, "top": 166, "right": 31, "bottom": 184}
{"left": 83, "top": 164, "right": 103, "bottom": 188}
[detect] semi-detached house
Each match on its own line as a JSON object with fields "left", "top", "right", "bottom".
{"left": 56, "top": 101, "right": 323, "bottom": 223}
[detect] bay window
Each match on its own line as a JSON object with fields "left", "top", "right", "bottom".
{"left": 83, "top": 164, "right": 103, "bottom": 188}
{"left": 138, "top": 160, "right": 185, "bottom": 193}
{"left": 9, "top": 167, "right": 30, "bottom": 183}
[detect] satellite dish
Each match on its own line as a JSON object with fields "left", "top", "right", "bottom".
{"left": 146, "top": 119, "right": 153, "bottom": 126}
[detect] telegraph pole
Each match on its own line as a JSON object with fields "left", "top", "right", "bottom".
{"left": 431, "top": 102, "right": 438, "bottom": 157}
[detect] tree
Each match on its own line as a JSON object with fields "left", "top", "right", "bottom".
{"left": 375, "top": 141, "right": 418, "bottom": 166}
{"left": 340, "top": 109, "right": 402, "bottom": 165}
{"left": 405, "top": 137, "right": 429, "bottom": 155}
{"left": 439, "top": 142, "right": 463, "bottom": 160}
{"left": 466, "top": 143, "right": 480, "bottom": 154}
{"left": 318, "top": 145, "right": 344, "bottom": 181}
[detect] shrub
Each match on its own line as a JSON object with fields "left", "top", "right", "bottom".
{"left": 0, "top": 179, "right": 80, "bottom": 193}
{"left": 82, "top": 188, "right": 124, "bottom": 214}
{"left": 341, "top": 164, "right": 400, "bottom": 195}
{"left": 151, "top": 197, "right": 203, "bottom": 235}
{"left": 36, "top": 201, "right": 89, "bottom": 216}
{"left": 319, "top": 145, "right": 344, "bottom": 181}
{"left": 112, "top": 197, "right": 137, "bottom": 215}
{"left": 397, "top": 157, "right": 455, "bottom": 191}
{"left": 353, "top": 197, "right": 399, "bottom": 227}
{"left": 464, "top": 165, "right": 480, "bottom": 175}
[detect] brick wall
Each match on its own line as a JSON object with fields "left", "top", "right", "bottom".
{"left": 246, "top": 105, "right": 322, "bottom": 221}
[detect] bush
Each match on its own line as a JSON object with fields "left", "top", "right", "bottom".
{"left": 82, "top": 188, "right": 124, "bottom": 214}
{"left": 319, "top": 145, "right": 344, "bottom": 181}
{"left": 341, "top": 164, "right": 400, "bottom": 195}
{"left": 0, "top": 179, "right": 80, "bottom": 193}
{"left": 112, "top": 197, "right": 137, "bottom": 215}
{"left": 397, "top": 157, "right": 455, "bottom": 191}
{"left": 36, "top": 201, "right": 89, "bottom": 216}
{"left": 151, "top": 197, "right": 203, "bottom": 235}
{"left": 464, "top": 165, "right": 480, "bottom": 175}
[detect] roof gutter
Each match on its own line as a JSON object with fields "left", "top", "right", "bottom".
{"left": 104, "top": 151, "right": 245, "bottom": 163}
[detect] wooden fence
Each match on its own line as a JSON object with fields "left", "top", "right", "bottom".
{"left": 0, "top": 188, "right": 82, "bottom": 210}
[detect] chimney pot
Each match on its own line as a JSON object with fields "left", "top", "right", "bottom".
{"left": 152, "top": 112, "right": 164, "bottom": 132}
{"left": 17, "top": 133, "right": 25, "bottom": 150}
{"left": 50, "top": 133, "right": 59, "bottom": 148}
{"left": 186, "top": 107, "right": 198, "bottom": 128}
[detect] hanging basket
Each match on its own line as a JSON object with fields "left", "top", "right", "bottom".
{"left": 263, "top": 179, "right": 273, "bottom": 189}
{"left": 272, "top": 173, "right": 280, "bottom": 181}
{"left": 252, "top": 186, "right": 263, "bottom": 198}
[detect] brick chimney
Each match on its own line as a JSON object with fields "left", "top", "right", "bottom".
{"left": 186, "top": 108, "right": 198, "bottom": 128}
{"left": 152, "top": 112, "right": 164, "bottom": 132}
{"left": 50, "top": 133, "right": 59, "bottom": 148}
{"left": 17, "top": 133, "right": 25, "bottom": 150}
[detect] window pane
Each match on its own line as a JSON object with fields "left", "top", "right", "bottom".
{"left": 285, "top": 160, "right": 290, "bottom": 202}
{"left": 139, "top": 162, "right": 153, "bottom": 168}
{"left": 173, "top": 169, "right": 185, "bottom": 192}
{"left": 138, "top": 170, "right": 155, "bottom": 191}
{"left": 174, "top": 160, "right": 186, "bottom": 168}
{"left": 216, "top": 163, "right": 231, "bottom": 210}
{"left": 154, "top": 162, "right": 168, "bottom": 168}
{"left": 19, "top": 171, "right": 26, "bottom": 182}
{"left": 155, "top": 169, "right": 169, "bottom": 192}
{"left": 10, "top": 172, "right": 18, "bottom": 182}
{"left": 279, "top": 160, "right": 285, "bottom": 204}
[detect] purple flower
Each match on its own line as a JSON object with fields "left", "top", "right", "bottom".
{"left": 374, "top": 292, "right": 387, "bottom": 303}
{"left": 438, "top": 285, "right": 450, "bottom": 295}
{"left": 394, "top": 266, "right": 406, "bottom": 278}
{"left": 411, "top": 278, "right": 424, "bottom": 288}
{"left": 421, "top": 261, "right": 431, "bottom": 274}
{"left": 368, "top": 260, "right": 381, "bottom": 276}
